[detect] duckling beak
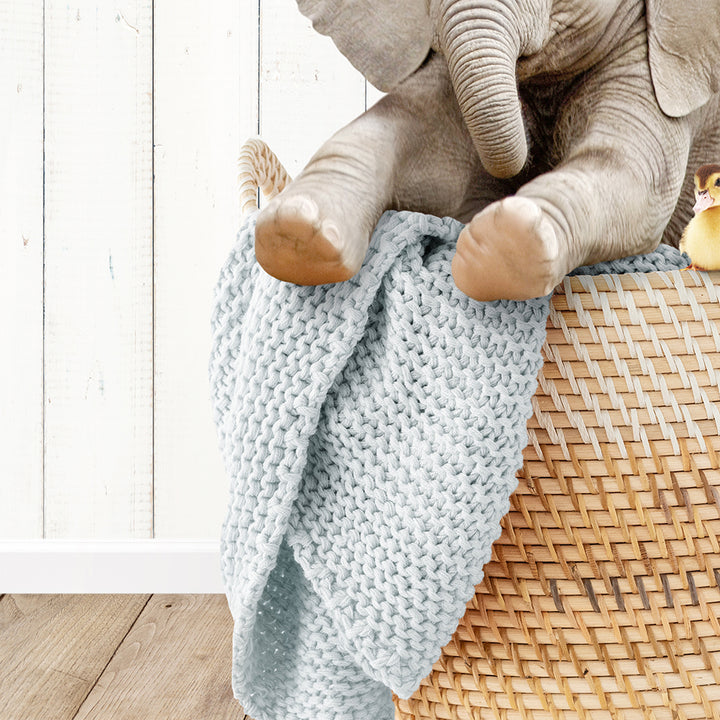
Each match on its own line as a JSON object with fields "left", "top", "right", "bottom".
{"left": 693, "top": 189, "right": 715, "bottom": 214}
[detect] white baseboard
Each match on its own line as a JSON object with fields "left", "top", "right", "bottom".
{"left": 0, "top": 540, "right": 225, "bottom": 594}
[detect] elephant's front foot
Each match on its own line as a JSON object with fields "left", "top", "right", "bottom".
{"left": 255, "top": 168, "right": 385, "bottom": 286}
{"left": 451, "top": 196, "right": 566, "bottom": 301}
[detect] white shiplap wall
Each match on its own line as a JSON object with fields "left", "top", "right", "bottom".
{"left": 0, "top": 1, "right": 378, "bottom": 586}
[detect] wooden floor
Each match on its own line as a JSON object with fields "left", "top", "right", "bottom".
{"left": 0, "top": 594, "right": 249, "bottom": 720}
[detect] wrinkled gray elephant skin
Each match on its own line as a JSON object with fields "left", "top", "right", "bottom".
{"left": 255, "top": 0, "right": 720, "bottom": 301}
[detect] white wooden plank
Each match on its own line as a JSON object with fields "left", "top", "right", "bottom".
{"left": 0, "top": 540, "right": 223, "bottom": 592}
{"left": 43, "top": 1, "right": 153, "bottom": 537}
{"left": 365, "top": 80, "right": 386, "bottom": 110}
{"left": 0, "top": 1, "right": 44, "bottom": 538}
{"left": 240, "top": 0, "right": 260, "bottom": 142}
{"left": 260, "top": 0, "right": 366, "bottom": 178}
{"left": 153, "top": 1, "right": 251, "bottom": 538}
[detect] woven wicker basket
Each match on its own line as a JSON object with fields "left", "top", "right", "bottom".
{"left": 238, "top": 138, "right": 720, "bottom": 720}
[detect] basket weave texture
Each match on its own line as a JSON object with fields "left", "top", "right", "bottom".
{"left": 394, "top": 270, "right": 720, "bottom": 720}
{"left": 238, "top": 139, "right": 720, "bottom": 720}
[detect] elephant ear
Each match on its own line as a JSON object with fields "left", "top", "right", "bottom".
{"left": 646, "top": 0, "right": 720, "bottom": 117}
{"left": 296, "top": 0, "right": 433, "bottom": 91}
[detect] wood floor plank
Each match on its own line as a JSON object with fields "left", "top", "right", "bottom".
{"left": 73, "top": 594, "right": 245, "bottom": 720}
{"left": 0, "top": 594, "right": 150, "bottom": 720}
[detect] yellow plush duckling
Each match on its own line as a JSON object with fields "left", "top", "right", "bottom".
{"left": 680, "top": 164, "right": 720, "bottom": 270}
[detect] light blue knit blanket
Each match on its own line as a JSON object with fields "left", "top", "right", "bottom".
{"left": 209, "top": 210, "right": 688, "bottom": 720}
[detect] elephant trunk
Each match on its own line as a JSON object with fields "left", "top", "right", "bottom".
{"left": 438, "top": 0, "right": 529, "bottom": 179}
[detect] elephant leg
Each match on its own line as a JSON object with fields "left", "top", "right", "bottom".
{"left": 254, "top": 54, "right": 502, "bottom": 286}
{"left": 452, "top": 59, "right": 695, "bottom": 301}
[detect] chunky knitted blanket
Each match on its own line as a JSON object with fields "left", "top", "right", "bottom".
{"left": 209, "top": 210, "right": 688, "bottom": 720}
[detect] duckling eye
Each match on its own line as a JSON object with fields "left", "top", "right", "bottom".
{"left": 715, "top": 178, "right": 720, "bottom": 187}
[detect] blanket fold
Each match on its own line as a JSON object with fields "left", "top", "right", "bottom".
{"left": 209, "top": 210, "right": 688, "bottom": 720}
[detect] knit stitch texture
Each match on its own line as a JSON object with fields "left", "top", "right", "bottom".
{"left": 208, "top": 210, "right": 689, "bottom": 720}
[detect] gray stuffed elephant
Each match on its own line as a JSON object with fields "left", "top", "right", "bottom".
{"left": 255, "top": 0, "right": 720, "bottom": 301}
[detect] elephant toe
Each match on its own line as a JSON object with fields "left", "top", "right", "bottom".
{"left": 452, "top": 197, "right": 566, "bottom": 301}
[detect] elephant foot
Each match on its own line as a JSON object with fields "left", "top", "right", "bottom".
{"left": 255, "top": 176, "right": 381, "bottom": 286}
{"left": 451, "top": 196, "right": 565, "bottom": 301}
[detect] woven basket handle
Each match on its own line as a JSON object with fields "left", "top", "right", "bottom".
{"left": 238, "top": 138, "right": 292, "bottom": 216}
